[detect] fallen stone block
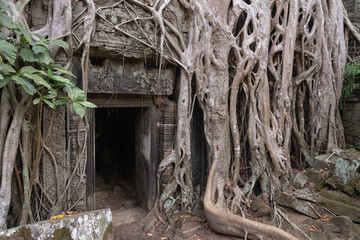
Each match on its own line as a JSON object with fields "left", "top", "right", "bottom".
{"left": 306, "top": 168, "right": 328, "bottom": 191}
{"left": 0, "top": 208, "right": 113, "bottom": 240}
{"left": 175, "top": 215, "right": 202, "bottom": 238}
{"left": 317, "top": 196, "right": 360, "bottom": 223}
{"left": 276, "top": 191, "right": 321, "bottom": 219}
{"left": 292, "top": 172, "right": 309, "bottom": 189}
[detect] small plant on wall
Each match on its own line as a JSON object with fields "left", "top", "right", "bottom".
{"left": 340, "top": 61, "right": 360, "bottom": 109}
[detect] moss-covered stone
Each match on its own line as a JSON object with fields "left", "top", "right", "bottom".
{"left": 316, "top": 196, "right": 360, "bottom": 223}
{"left": 0, "top": 209, "right": 113, "bottom": 240}
{"left": 0, "top": 227, "right": 33, "bottom": 240}
{"left": 48, "top": 228, "right": 72, "bottom": 240}
{"left": 306, "top": 168, "right": 328, "bottom": 191}
{"left": 102, "top": 222, "right": 113, "bottom": 240}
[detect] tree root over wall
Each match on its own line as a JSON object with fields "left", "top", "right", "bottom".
{"left": 204, "top": 161, "right": 297, "bottom": 240}
{"left": 3, "top": 0, "right": 359, "bottom": 238}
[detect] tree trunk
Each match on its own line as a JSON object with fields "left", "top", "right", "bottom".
{"left": 19, "top": 109, "right": 33, "bottom": 225}
{"left": 0, "top": 88, "right": 32, "bottom": 230}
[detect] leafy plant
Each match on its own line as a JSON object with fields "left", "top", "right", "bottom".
{"left": 0, "top": 3, "right": 95, "bottom": 117}
{"left": 340, "top": 62, "right": 360, "bottom": 109}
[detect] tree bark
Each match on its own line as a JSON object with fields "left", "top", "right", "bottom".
{"left": 0, "top": 87, "right": 32, "bottom": 230}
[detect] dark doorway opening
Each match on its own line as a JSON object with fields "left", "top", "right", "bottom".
{"left": 96, "top": 108, "right": 135, "bottom": 187}
{"left": 95, "top": 107, "right": 137, "bottom": 211}
{"left": 86, "top": 100, "right": 161, "bottom": 224}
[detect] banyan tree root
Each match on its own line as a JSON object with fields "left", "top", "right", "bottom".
{"left": 149, "top": 0, "right": 346, "bottom": 238}
{"left": 0, "top": 0, "right": 350, "bottom": 236}
{"left": 204, "top": 161, "right": 298, "bottom": 240}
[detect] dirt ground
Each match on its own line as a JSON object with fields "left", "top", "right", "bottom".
{"left": 113, "top": 213, "right": 242, "bottom": 240}
{"left": 94, "top": 176, "right": 338, "bottom": 240}
{"left": 95, "top": 177, "right": 241, "bottom": 240}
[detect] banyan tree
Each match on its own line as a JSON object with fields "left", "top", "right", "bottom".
{"left": 1, "top": 0, "right": 360, "bottom": 239}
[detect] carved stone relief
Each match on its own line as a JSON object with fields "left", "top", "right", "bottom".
{"left": 88, "top": 59, "right": 175, "bottom": 95}
{"left": 42, "top": 105, "right": 67, "bottom": 216}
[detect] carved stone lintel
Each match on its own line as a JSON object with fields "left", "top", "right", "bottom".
{"left": 88, "top": 59, "right": 175, "bottom": 95}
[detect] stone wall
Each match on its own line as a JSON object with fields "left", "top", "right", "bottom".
{"left": 342, "top": 0, "right": 360, "bottom": 147}
{"left": 0, "top": 209, "right": 113, "bottom": 240}
{"left": 87, "top": 59, "right": 175, "bottom": 95}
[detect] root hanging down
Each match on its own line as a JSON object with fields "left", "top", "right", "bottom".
{"left": 3, "top": 0, "right": 350, "bottom": 237}
{"left": 125, "top": 0, "right": 352, "bottom": 238}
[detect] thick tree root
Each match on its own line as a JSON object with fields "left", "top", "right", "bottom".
{"left": 204, "top": 161, "right": 298, "bottom": 240}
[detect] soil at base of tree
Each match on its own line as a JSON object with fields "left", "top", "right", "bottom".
{"left": 113, "top": 211, "right": 243, "bottom": 240}
{"left": 95, "top": 176, "right": 240, "bottom": 239}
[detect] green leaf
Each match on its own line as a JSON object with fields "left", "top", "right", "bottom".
{"left": 43, "top": 99, "right": 55, "bottom": 109}
{"left": 0, "top": 12, "right": 17, "bottom": 30}
{"left": 0, "top": 75, "right": 11, "bottom": 88}
{"left": 0, "top": 62, "right": 16, "bottom": 73}
{"left": 13, "top": 76, "right": 37, "bottom": 95}
{"left": 11, "top": 75, "right": 23, "bottom": 83}
{"left": 0, "top": 74, "right": 3, "bottom": 80}
{"left": 19, "top": 66, "right": 38, "bottom": 75}
{"left": 21, "top": 79, "right": 37, "bottom": 95}
{"left": 71, "top": 102, "right": 85, "bottom": 118}
{"left": 47, "top": 67, "right": 54, "bottom": 77}
{"left": 50, "top": 75, "right": 73, "bottom": 86}
{"left": 65, "top": 86, "right": 86, "bottom": 101}
{"left": 43, "top": 89, "right": 58, "bottom": 99}
{"left": 32, "top": 45, "right": 48, "bottom": 54}
{"left": 20, "top": 35, "right": 28, "bottom": 44}
{"left": 38, "top": 51, "right": 53, "bottom": 65}
{"left": 33, "top": 98, "right": 41, "bottom": 105}
{"left": 48, "top": 39, "right": 69, "bottom": 50}
{"left": 20, "top": 48, "right": 38, "bottom": 62}
{"left": 0, "top": 1, "right": 10, "bottom": 11}
{"left": 32, "top": 33, "right": 44, "bottom": 40}
{"left": 16, "top": 25, "right": 32, "bottom": 43}
{"left": 23, "top": 73, "right": 51, "bottom": 89}
{"left": 53, "top": 67, "right": 76, "bottom": 77}
{"left": 0, "top": 39, "right": 17, "bottom": 65}
{"left": 30, "top": 40, "right": 48, "bottom": 48}
{"left": 52, "top": 99, "right": 68, "bottom": 106}
{"left": 78, "top": 101, "right": 97, "bottom": 108}
{"left": 65, "top": 85, "right": 75, "bottom": 99}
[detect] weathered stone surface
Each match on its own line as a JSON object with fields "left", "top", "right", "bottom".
{"left": 325, "top": 176, "right": 357, "bottom": 195}
{"left": 42, "top": 104, "right": 67, "bottom": 218}
{"left": 0, "top": 209, "right": 113, "bottom": 240}
{"left": 89, "top": 0, "right": 188, "bottom": 59}
{"left": 122, "top": 199, "right": 137, "bottom": 208}
{"left": 330, "top": 216, "right": 360, "bottom": 238}
{"left": 316, "top": 195, "right": 360, "bottom": 223}
{"left": 344, "top": 102, "right": 360, "bottom": 146}
{"left": 175, "top": 215, "right": 202, "bottom": 238}
{"left": 276, "top": 191, "right": 320, "bottom": 218}
{"left": 349, "top": 236, "right": 360, "bottom": 240}
{"left": 307, "top": 231, "right": 343, "bottom": 240}
{"left": 317, "top": 221, "right": 340, "bottom": 233}
{"left": 333, "top": 157, "right": 360, "bottom": 184}
{"left": 319, "top": 190, "right": 360, "bottom": 209}
{"left": 320, "top": 154, "right": 360, "bottom": 195}
{"left": 112, "top": 207, "right": 146, "bottom": 227}
{"left": 88, "top": 60, "right": 175, "bottom": 95}
{"left": 291, "top": 172, "right": 309, "bottom": 189}
{"left": 142, "top": 218, "right": 156, "bottom": 233}
{"left": 306, "top": 168, "right": 328, "bottom": 191}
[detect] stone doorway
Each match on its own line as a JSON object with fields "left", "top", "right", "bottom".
{"left": 95, "top": 107, "right": 137, "bottom": 210}
{"left": 86, "top": 94, "right": 161, "bottom": 214}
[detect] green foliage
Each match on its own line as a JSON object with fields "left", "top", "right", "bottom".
{"left": 0, "top": 2, "right": 95, "bottom": 117}
{"left": 340, "top": 62, "right": 360, "bottom": 109}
